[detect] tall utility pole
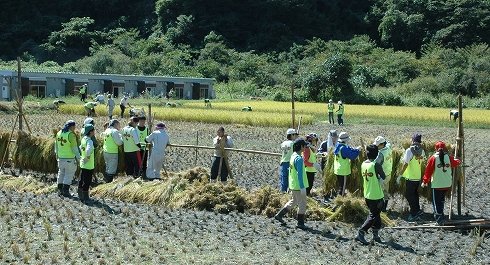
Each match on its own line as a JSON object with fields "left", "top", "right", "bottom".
{"left": 291, "top": 85, "right": 295, "bottom": 128}
{"left": 17, "top": 57, "right": 23, "bottom": 131}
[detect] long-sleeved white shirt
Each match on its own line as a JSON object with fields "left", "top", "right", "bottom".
{"left": 145, "top": 129, "right": 170, "bottom": 155}
{"left": 213, "top": 135, "right": 233, "bottom": 157}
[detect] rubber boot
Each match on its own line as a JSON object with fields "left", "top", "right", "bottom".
{"left": 382, "top": 200, "right": 388, "bottom": 212}
{"left": 61, "top": 184, "right": 72, "bottom": 198}
{"left": 57, "top": 183, "right": 63, "bottom": 196}
{"left": 296, "top": 214, "right": 307, "bottom": 230}
{"left": 82, "top": 191, "right": 94, "bottom": 205}
{"left": 77, "top": 189, "right": 84, "bottom": 202}
{"left": 355, "top": 230, "right": 369, "bottom": 245}
{"left": 274, "top": 207, "right": 289, "bottom": 225}
{"left": 372, "top": 229, "right": 383, "bottom": 243}
{"left": 104, "top": 173, "right": 114, "bottom": 183}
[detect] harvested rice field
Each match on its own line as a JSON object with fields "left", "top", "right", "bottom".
{"left": 0, "top": 109, "right": 489, "bottom": 264}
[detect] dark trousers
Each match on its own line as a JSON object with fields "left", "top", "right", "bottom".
{"left": 120, "top": 104, "right": 126, "bottom": 118}
{"left": 306, "top": 172, "right": 315, "bottom": 196}
{"left": 337, "top": 114, "right": 343, "bottom": 125}
{"left": 78, "top": 168, "right": 94, "bottom": 192}
{"left": 336, "top": 175, "right": 347, "bottom": 196}
{"left": 432, "top": 189, "right": 447, "bottom": 216}
{"left": 328, "top": 112, "right": 335, "bottom": 124}
{"left": 405, "top": 180, "right": 421, "bottom": 216}
{"left": 211, "top": 157, "right": 229, "bottom": 181}
{"left": 360, "top": 198, "right": 383, "bottom": 231}
{"left": 124, "top": 151, "right": 141, "bottom": 177}
{"left": 139, "top": 150, "right": 148, "bottom": 178}
{"left": 80, "top": 94, "right": 86, "bottom": 102}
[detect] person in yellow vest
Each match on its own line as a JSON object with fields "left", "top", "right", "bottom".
{"left": 397, "top": 133, "right": 426, "bottom": 222}
{"left": 122, "top": 117, "right": 142, "bottom": 177}
{"left": 304, "top": 133, "right": 320, "bottom": 196}
{"left": 102, "top": 119, "right": 123, "bottom": 182}
{"left": 84, "top": 101, "right": 97, "bottom": 117}
{"left": 279, "top": 128, "right": 299, "bottom": 192}
{"left": 373, "top": 136, "right": 393, "bottom": 212}
{"left": 78, "top": 124, "right": 96, "bottom": 204}
{"left": 327, "top": 99, "right": 335, "bottom": 124}
{"left": 274, "top": 138, "right": 309, "bottom": 229}
{"left": 54, "top": 120, "right": 81, "bottom": 197}
{"left": 136, "top": 116, "right": 150, "bottom": 178}
{"left": 80, "top": 84, "right": 87, "bottom": 102}
{"left": 421, "top": 141, "right": 461, "bottom": 225}
{"left": 333, "top": 132, "right": 361, "bottom": 196}
{"left": 336, "top": 100, "right": 344, "bottom": 125}
{"left": 355, "top": 144, "right": 386, "bottom": 245}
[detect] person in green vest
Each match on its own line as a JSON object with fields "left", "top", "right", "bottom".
{"left": 333, "top": 132, "right": 361, "bottom": 196}
{"left": 421, "top": 141, "right": 461, "bottom": 225}
{"left": 78, "top": 124, "right": 96, "bottom": 204}
{"left": 102, "top": 119, "right": 123, "bottom": 182}
{"left": 303, "top": 133, "right": 320, "bottom": 196}
{"left": 122, "top": 116, "right": 142, "bottom": 177}
{"left": 397, "top": 133, "right": 426, "bottom": 222}
{"left": 137, "top": 116, "right": 150, "bottom": 178}
{"left": 79, "top": 84, "right": 87, "bottom": 102}
{"left": 81, "top": 118, "right": 98, "bottom": 148}
{"left": 327, "top": 99, "right": 335, "bottom": 124}
{"left": 84, "top": 101, "right": 97, "bottom": 117}
{"left": 274, "top": 138, "right": 309, "bottom": 229}
{"left": 279, "top": 128, "right": 298, "bottom": 192}
{"left": 373, "top": 136, "right": 393, "bottom": 212}
{"left": 336, "top": 100, "right": 344, "bottom": 125}
{"left": 54, "top": 120, "right": 81, "bottom": 197}
{"left": 355, "top": 144, "right": 386, "bottom": 245}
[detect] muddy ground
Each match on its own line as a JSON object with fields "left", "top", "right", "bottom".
{"left": 0, "top": 113, "right": 489, "bottom": 264}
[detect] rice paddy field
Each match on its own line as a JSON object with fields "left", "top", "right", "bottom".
{"left": 0, "top": 100, "right": 489, "bottom": 264}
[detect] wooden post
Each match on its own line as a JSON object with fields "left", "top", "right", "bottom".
{"left": 456, "top": 94, "right": 464, "bottom": 216}
{"left": 17, "top": 57, "right": 23, "bottom": 131}
{"left": 194, "top": 131, "right": 199, "bottom": 165}
{"left": 291, "top": 85, "right": 295, "bottom": 128}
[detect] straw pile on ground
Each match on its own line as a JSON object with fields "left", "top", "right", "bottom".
{"left": 0, "top": 131, "right": 10, "bottom": 164}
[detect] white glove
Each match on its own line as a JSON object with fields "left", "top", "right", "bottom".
{"left": 396, "top": 175, "right": 403, "bottom": 185}
{"left": 300, "top": 188, "right": 307, "bottom": 196}
{"left": 82, "top": 157, "right": 88, "bottom": 164}
{"left": 421, "top": 182, "right": 428, "bottom": 188}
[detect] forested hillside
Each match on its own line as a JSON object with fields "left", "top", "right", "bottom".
{"left": 1, "top": 0, "right": 489, "bottom": 107}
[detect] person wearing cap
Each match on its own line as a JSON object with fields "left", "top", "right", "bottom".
{"left": 274, "top": 138, "right": 309, "bottom": 229}
{"left": 421, "top": 141, "right": 461, "bottom": 225}
{"left": 107, "top": 94, "right": 115, "bottom": 119}
{"left": 122, "top": 117, "right": 142, "bottom": 178}
{"left": 137, "top": 116, "right": 150, "bottom": 178}
{"left": 145, "top": 123, "right": 170, "bottom": 180}
{"left": 279, "top": 128, "right": 299, "bottom": 192}
{"left": 102, "top": 119, "right": 123, "bottom": 182}
{"left": 327, "top": 99, "right": 335, "bottom": 124}
{"left": 397, "top": 133, "right": 426, "bottom": 222}
{"left": 78, "top": 124, "right": 96, "bottom": 204}
{"left": 336, "top": 101, "right": 345, "bottom": 125}
{"left": 119, "top": 95, "right": 131, "bottom": 118}
{"left": 373, "top": 136, "right": 393, "bottom": 212}
{"left": 355, "top": 144, "right": 386, "bottom": 245}
{"left": 54, "top": 120, "right": 81, "bottom": 197}
{"left": 84, "top": 101, "right": 97, "bottom": 117}
{"left": 318, "top": 130, "right": 338, "bottom": 170}
{"left": 79, "top": 84, "right": 87, "bottom": 102}
{"left": 211, "top": 127, "right": 234, "bottom": 182}
{"left": 304, "top": 133, "right": 320, "bottom": 196}
{"left": 333, "top": 132, "right": 361, "bottom": 196}
{"left": 81, "top": 118, "right": 98, "bottom": 149}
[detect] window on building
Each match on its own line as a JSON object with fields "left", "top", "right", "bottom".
{"left": 174, "top": 84, "right": 184, "bottom": 99}
{"left": 29, "top": 81, "right": 46, "bottom": 98}
{"left": 200, "top": 84, "right": 209, "bottom": 99}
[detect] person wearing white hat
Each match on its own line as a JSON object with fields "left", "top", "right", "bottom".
{"left": 373, "top": 136, "right": 393, "bottom": 211}
{"left": 119, "top": 95, "right": 131, "bottom": 118}
{"left": 145, "top": 123, "right": 170, "bottom": 180}
{"left": 327, "top": 99, "right": 335, "bottom": 124}
{"left": 333, "top": 132, "right": 361, "bottom": 196}
{"left": 107, "top": 94, "right": 115, "bottom": 119}
{"left": 102, "top": 119, "right": 123, "bottom": 183}
{"left": 336, "top": 101, "right": 344, "bottom": 125}
{"left": 279, "top": 128, "right": 299, "bottom": 192}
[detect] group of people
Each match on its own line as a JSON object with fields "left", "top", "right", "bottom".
{"left": 82, "top": 92, "right": 132, "bottom": 120}
{"left": 327, "top": 99, "right": 345, "bottom": 125}
{"left": 275, "top": 129, "right": 461, "bottom": 244}
{"left": 54, "top": 115, "right": 170, "bottom": 204}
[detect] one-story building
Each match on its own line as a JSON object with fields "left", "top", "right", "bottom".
{"left": 0, "top": 71, "right": 215, "bottom": 101}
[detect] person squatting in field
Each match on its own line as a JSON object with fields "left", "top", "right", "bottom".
{"left": 279, "top": 128, "right": 299, "bottom": 192}
{"left": 421, "top": 141, "right": 461, "bottom": 225}
{"left": 355, "top": 144, "right": 386, "bottom": 245}
{"left": 145, "top": 123, "right": 170, "bottom": 180}
{"left": 55, "top": 120, "right": 81, "bottom": 197}
{"left": 122, "top": 117, "right": 143, "bottom": 178}
{"left": 333, "top": 132, "right": 361, "bottom": 197}
{"left": 373, "top": 136, "right": 393, "bottom": 212}
{"left": 397, "top": 133, "right": 426, "bottom": 222}
{"left": 274, "top": 138, "right": 309, "bottom": 229}
{"left": 210, "top": 127, "right": 233, "bottom": 182}
{"left": 304, "top": 133, "right": 321, "bottom": 196}
{"left": 102, "top": 119, "right": 123, "bottom": 183}
{"left": 78, "top": 124, "right": 96, "bottom": 204}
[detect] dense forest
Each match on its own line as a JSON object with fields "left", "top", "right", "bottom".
{"left": 1, "top": 0, "right": 489, "bottom": 107}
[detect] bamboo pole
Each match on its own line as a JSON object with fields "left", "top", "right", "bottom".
{"left": 17, "top": 57, "right": 23, "bottom": 131}
{"left": 291, "top": 85, "right": 295, "bottom": 129}
{"left": 194, "top": 131, "right": 199, "bottom": 165}
{"left": 168, "top": 143, "right": 281, "bottom": 157}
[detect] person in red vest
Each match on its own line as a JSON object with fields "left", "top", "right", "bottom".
{"left": 421, "top": 141, "right": 461, "bottom": 225}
